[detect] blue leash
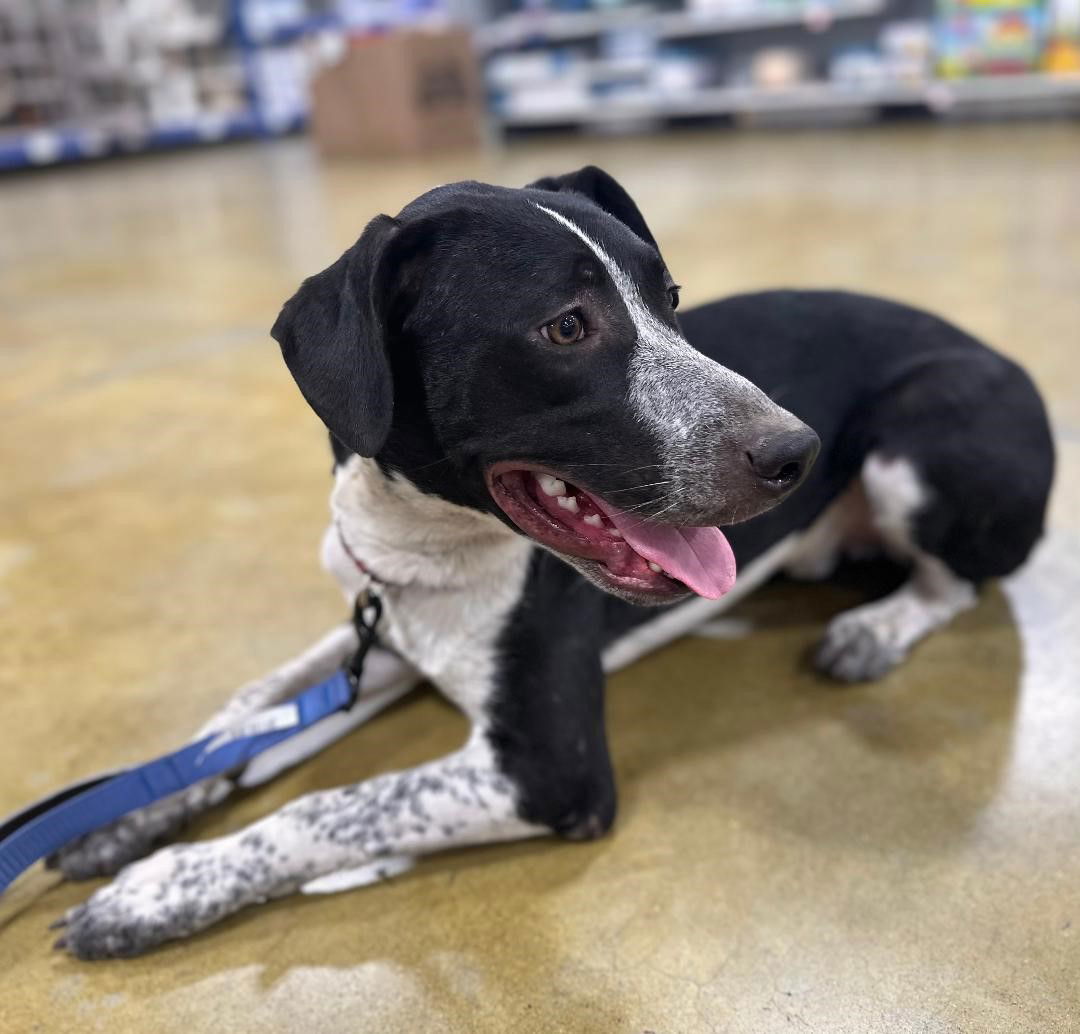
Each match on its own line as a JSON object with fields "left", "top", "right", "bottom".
{"left": 0, "top": 594, "right": 381, "bottom": 896}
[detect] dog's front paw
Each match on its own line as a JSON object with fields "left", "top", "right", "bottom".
{"left": 52, "top": 841, "right": 251, "bottom": 960}
{"left": 815, "top": 611, "right": 904, "bottom": 683}
{"left": 48, "top": 779, "right": 232, "bottom": 880}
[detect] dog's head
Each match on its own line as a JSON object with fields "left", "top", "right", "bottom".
{"left": 272, "top": 167, "right": 818, "bottom": 604}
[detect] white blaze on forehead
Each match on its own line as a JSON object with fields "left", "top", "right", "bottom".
{"left": 534, "top": 202, "right": 658, "bottom": 332}
{"left": 532, "top": 202, "right": 770, "bottom": 444}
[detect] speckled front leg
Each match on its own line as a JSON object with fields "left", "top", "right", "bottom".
{"left": 50, "top": 625, "right": 418, "bottom": 880}
{"left": 53, "top": 733, "right": 544, "bottom": 959}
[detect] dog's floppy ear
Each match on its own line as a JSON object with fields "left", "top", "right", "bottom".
{"left": 528, "top": 165, "right": 658, "bottom": 251}
{"left": 272, "top": 214, "right": 399, "bottom": 457}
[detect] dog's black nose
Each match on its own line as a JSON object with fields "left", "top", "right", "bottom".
{"left": 746, "top": 427, "right": 820, "bottom": 491}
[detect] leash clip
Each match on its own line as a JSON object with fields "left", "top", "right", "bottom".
{"left": 345, "top": 589, "right": 383, "bottom": 706}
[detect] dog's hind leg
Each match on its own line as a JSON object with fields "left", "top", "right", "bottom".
{"left": 53, "top": 731, "right": 546, "bottom": 959}
{"left": 50, "top": 624, "right": 421, "bottom": 880}
{"left": 815, "top": 548, "right": 977, "bottom": 682}
{"left": 815, "top": 353, "right": 1053, "bottom": 683}
{"left": 815, "top": 454, "right": 978, "bottom": 681}
{"left": 814, "top": 443, "right": 1047, "bottom": 682}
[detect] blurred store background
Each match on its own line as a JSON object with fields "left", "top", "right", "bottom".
{"left": 1, "top": 0, "right": 1079, "bottom": 169}
{"left": 4, "top": 3, "right": 1080, "bottom": 1029}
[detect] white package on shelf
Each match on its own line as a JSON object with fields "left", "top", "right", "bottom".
{"left": 242, "top": 0, "right": 309, "bottom": 42}
{"left": 251, "top": 44, "right": 311, "bottom": 128}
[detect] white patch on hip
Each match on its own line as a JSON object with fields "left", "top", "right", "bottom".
{"left": 861, "top": 453, "right": 930, "bottom": 555}
{"left": 784, "top": 451, "right": 932, "bottom": 582}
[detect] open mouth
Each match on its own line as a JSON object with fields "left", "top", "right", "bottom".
{"left": 486, "top": 462, "right": 737, "bottom": 602}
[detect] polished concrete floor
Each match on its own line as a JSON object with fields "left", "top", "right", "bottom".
{"left": 2, "top": 123, "right": 1079, "bottom": 1033}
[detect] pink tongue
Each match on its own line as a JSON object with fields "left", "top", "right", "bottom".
{"left": 593, "top": 500, "right": 737, "bottom": 600}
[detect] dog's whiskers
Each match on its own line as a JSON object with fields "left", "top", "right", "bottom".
{"left": 600, "top": 479, "right": 674, "bottom": 495}
{"left": 399, "top": 456, "right": 455, "bottom": 476}
{"left": 647, "top": 498, "right": 682, "bottom": 523}
{"left": 616, "top": 490, "right": 678, "bottom": 517}
{"left": 563, "top": 462, "right": 663, "bottom": 471}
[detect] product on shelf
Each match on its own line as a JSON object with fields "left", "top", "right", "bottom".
{"left": 1044, "top": 0, "right": 1080, "bottom": 71}
{"left": 651, "top": 48, "right": 713, "bottom": 94}
{"left": 829, "top": 47, "right": 889, "bottom": 87}
{"left": 749, "top": 46, "right": 808, "bottom": 87}
{"left": 879, "top": 19, "right": 933, "bottom": 83}
{"left": 490, "top": 47, "right": 592, "bottom": 118}
{"left": 936, "top": 0, "right": 1046, "bottom": 77}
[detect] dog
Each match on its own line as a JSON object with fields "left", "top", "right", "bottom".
{"left": 49, "top": 167, "right": 1054, "bottom": 959}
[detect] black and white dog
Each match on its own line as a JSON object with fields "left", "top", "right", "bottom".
{"left": 51, "top": 167, "right": 1053, "bottom": 959}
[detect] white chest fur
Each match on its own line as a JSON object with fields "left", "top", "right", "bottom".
{"left": 320, "top": 456, "right": 533, "bottom": 720}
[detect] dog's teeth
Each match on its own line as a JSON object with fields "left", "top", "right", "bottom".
{"left": 557, "top": 495, "right": 580, "bottom": 514}
{"left": 583, "top": 514, "right": 602, "bottom": 528}
{"left": 648, "top": 562, "right": 662, "bottom": 573}
{"left": 609, "top": 528, "right": 623, "bottom": 539}
{"left": 537, "top": 474, "right": 566, "bottom": 497}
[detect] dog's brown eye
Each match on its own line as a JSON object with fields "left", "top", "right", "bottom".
{"left": 668, "top": 286, "right": 681, "bottom": 311}
{"left": 542, "top": 311, "right": 585, "bottom": 345}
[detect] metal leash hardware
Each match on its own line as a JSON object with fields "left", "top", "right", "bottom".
{"left": 345, "top": 587, "right": 383, "bottom": 705}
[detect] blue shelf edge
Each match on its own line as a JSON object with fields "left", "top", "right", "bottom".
{"left": 0, "top": 111, "right": 307, "bottom": 172}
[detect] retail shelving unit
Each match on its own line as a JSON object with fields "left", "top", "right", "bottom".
{"left": 493, "top": 71, "right": 1080, "bottom": 128}
{"left": 2, "top": 0, "right": 1078, "bottom": 167}
{"left": 477, "top": 0, "right": 885, "bottom": 50}
{"left": 0, "top": 0, "right": 331, "bottom": 171}
{"left": 481, "top": 0, "right": 1080, "bottom": 130}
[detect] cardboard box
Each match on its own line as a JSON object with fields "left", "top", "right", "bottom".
{"left": 310, "top": 28, "right": 485, "bottom": 158}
